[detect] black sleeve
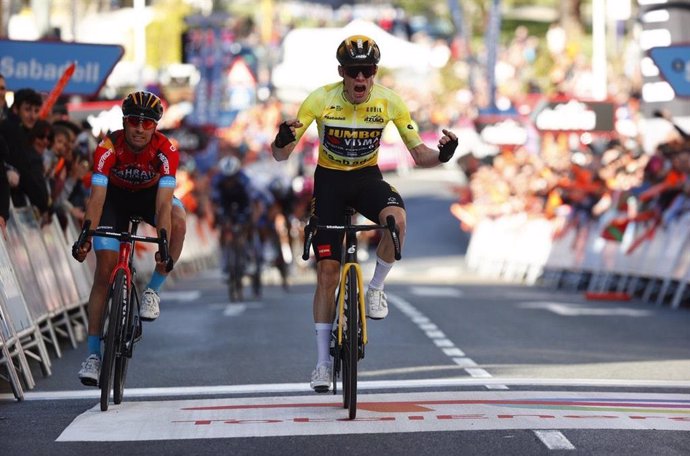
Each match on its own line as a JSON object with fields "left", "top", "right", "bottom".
{"left": 17, "top": 151, "right": 49, "bottom": 214}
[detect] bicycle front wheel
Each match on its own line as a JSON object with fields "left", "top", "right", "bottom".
{"left": 342, "top": 267, "right": 359, "bottom": 419}
{"left": 100, "top": 269, "right": 127, "bottom": 411}
{"left": 113, "top": 283, "right": 137, "bottom": 404}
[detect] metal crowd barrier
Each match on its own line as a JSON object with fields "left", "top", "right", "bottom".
{"left": 0, "top": 207, "right": 219, "bottom": 401}
{"left": 465, "top": 209, "right": 690, "bottom": 310}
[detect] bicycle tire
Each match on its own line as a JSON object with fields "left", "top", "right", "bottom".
{"left": 344, "top": 267, "right": 359, "bottom": 419}
{"left": 113, "top": 283, "right": 136, "bottom": 404}
{"left": 100, "top": 269, "right": 126, "bottom": 411}
{"left": 227, "top": 240, "right": 245, "bottom": 302}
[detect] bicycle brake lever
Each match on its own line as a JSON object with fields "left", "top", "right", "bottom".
{"left": 385, "top": 215, "right": 402, "bottom": 261}
{"left": 302, "top": 216, "right": 318, "bottom": 260}
{"left": 72, "top": 219, "right": 92, "bottom": 259}
{"left": 158, "top": 228, "right": 173, "bottom": 271}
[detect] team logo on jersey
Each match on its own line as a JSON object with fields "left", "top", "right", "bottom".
{"left": 157, "top": 151, "right": 171, "bottom": 174}
{"left": 96, "top": 148, "right": 114, "bottom": 172}
{"left": 112, "top": 166, "right": 156, "bottom": 184}
{"left": 323, "top": 126, "right": 383, "bottom": 166}
{"left": 364, "top": 115, "right": 384, "bottom": 123}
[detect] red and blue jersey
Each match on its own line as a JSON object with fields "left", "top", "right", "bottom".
{"left": 92, "top": 130, "right": 179, "bottom": 190}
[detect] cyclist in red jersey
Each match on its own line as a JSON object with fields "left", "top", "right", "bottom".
{"left": 72, "top": 91, "right": 187, "bottom": 386}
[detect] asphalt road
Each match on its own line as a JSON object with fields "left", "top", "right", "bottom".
{"left": 2, "top": 166, "right": 689, "bottom": 455}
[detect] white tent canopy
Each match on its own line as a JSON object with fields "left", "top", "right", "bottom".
{"left": 272, "top": 19, "right": 432, "bottom": 103}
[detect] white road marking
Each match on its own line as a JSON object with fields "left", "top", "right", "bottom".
{"left": 160, "top": 290, "right": 202, "bottom": 301}
{"left": 4, "top": 378, "right": 689, "bottom": 402}
{"left": 389, "top": 293, "right": 503, "bottom": 387}
{"left": 519, "top": 302, "right": 653, "bottom": 317}
{"left": 56, "top": 391, "right": 690, "bottom": 441}
{"left": 410, "top": 286, "right": 463, "bottom": 298}
{"left": 443, "top": 348, "right": 466, "bottom": 357}
{"left": 465, "top": 368, "right": 492, "bottom": 378}
{"left": 452, "top": 357, "right": 477, "bottom": 367}
{"left": 223, "top": 304, "right": 247, "bottom": 316}
{"left": 534, "top": 430, "right": 576, "bottom": 450}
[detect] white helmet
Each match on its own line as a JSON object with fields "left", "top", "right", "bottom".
{"left": 218, "top": 156, "right": 241, "bottom": 177}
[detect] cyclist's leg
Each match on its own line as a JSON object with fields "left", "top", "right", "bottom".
{"left": 311, "top": 258, "right": 339, "bottom": 391}
{"left": 148, "top": 198, "right": 186, "bottom": 283}
{"left": 79, "top": 236, "right": 118, "bottom": 385}
{"left": 309, "top": 166, "right": 348, "bottom": 389}
{"left": 86, "top": 249, "right": 119, "bottom": 347}
{"left": 80, "top": 189, "right": 124, "bottom": 376}
{"left": 355, "top": 169, "right": 406, "bottom": 319}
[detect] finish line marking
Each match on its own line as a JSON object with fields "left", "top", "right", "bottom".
{"left": 56, "top": 390, "right": 690, "bottom": 441}
{"left": 4, "top": 377, "right": 690, "bottom": 402}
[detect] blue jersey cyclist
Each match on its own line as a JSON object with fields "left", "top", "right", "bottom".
{"left": 271, "top": 35, "right": 458, "bottom": 392}
{"left": 72, "top": 91, "right": 187, "bottom": 386}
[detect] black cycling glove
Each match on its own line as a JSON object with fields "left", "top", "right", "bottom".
{"left": 274, "top": 122, "right": 296, "bottom": 148}
{"left": 438, "top": 137, "right": 458, "bottom": 163}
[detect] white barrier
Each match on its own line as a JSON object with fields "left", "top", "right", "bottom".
{"left": 0, "top": 209, "right": 218, "bottom": 400}
{"left": 465, "top": 210, "right": 690, "bottom": 309}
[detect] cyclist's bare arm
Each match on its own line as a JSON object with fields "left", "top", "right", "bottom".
{"left": 271, "top": 120, "right": 303, "bottom": 161}
{"left": 155, "top": 186, "right": 174, "bottom": 265}
{"left": 83, "top": 183, "right": 107, "bottom": 229}
{"left": 408, "top": 129, "right": 458, "bottom": 167}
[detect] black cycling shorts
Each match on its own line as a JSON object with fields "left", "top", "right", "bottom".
{"left": 311, "top": 165, "right": 404, "bottom": 262}
{"left": 94, "top": 184, "right": 184, "bottom": 251}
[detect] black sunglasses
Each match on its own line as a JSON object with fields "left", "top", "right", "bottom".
{"left": 343, "top": 65, "right": 377, "bottom": 78}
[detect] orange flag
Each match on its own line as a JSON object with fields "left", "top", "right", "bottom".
{"left": 39, "top": 61, "right": 76, "bottom": 119}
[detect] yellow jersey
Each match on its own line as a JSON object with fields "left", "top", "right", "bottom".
{"left": 294, "top": 82, "right": 423, "bottom": 171}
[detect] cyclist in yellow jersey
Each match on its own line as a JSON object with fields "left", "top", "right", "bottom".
{"left": 271, "top": 35, "right": 458, "bottom": 392}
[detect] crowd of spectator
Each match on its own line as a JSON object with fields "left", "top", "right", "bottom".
{"left": 0, "top": 77, "right": 94, "bottom": 238}
{"left": 3, "top": 6, "right": 690, "bottom": 266}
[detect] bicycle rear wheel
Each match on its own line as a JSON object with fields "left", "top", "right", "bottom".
{"left": 113, "top": 284, "right": 137, "bottom": 404}
{"left": 100, "top": 270, "right": 126, "bottom": 411}
{"left": 227, "top": 241, "right": 245, "bottom": 302}
{"left": 342, "top": 267, "right": 359, "bottom": 419}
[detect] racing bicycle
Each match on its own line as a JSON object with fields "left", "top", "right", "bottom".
{"left": 302, "top": 207, "right": 401, "bottom": 419}
{"left": 73, "top": 217, "right": 170, "bottom": 411}
{"left": 219, "top": 204, "right": 251, "bottom": 302}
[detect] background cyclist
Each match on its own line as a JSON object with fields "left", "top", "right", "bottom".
{"left": 212, "top": 155, "right": 253, "bottom": 292}
{"left": 72, "top": 91, "right": 187, "bottom": 386}
{"left": 271, "top": 35, "right": 458, "bottom": 392}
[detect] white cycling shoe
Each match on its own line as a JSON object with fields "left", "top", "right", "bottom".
{"left": 310, "top": 363, "right": 332, "bottom": 393}
{"left": 140, "top": 288, "right": 160, "bottom": 321}
{"left": 366, "top": 288, "right": 388, "bottom": 319}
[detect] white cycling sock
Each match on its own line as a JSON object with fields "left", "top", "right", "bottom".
{"left": 315, "top": 323, "right": 333, "bottom": 367}
{"left": 368, "top": 256, "right": 393, "bottom": 290}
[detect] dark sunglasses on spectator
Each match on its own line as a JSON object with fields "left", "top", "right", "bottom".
{"left": 343, "top": 65, "right": 377, "bottom": 78}
{"left": 125, "top": 116, "right": 157, "bottom": 130}
{"left": 35, "top": 134, "right": 50, "bottom": 140}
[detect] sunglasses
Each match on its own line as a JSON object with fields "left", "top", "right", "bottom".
{"left": 343, "top": 65, "right": 377, "bottom": 79}
{"left": 125, "top": 116, "right": 157, "bottom": 130}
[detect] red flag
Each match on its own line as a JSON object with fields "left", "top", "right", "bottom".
{"left": 39, "top": 61, "right": 76, "bottom": 120}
